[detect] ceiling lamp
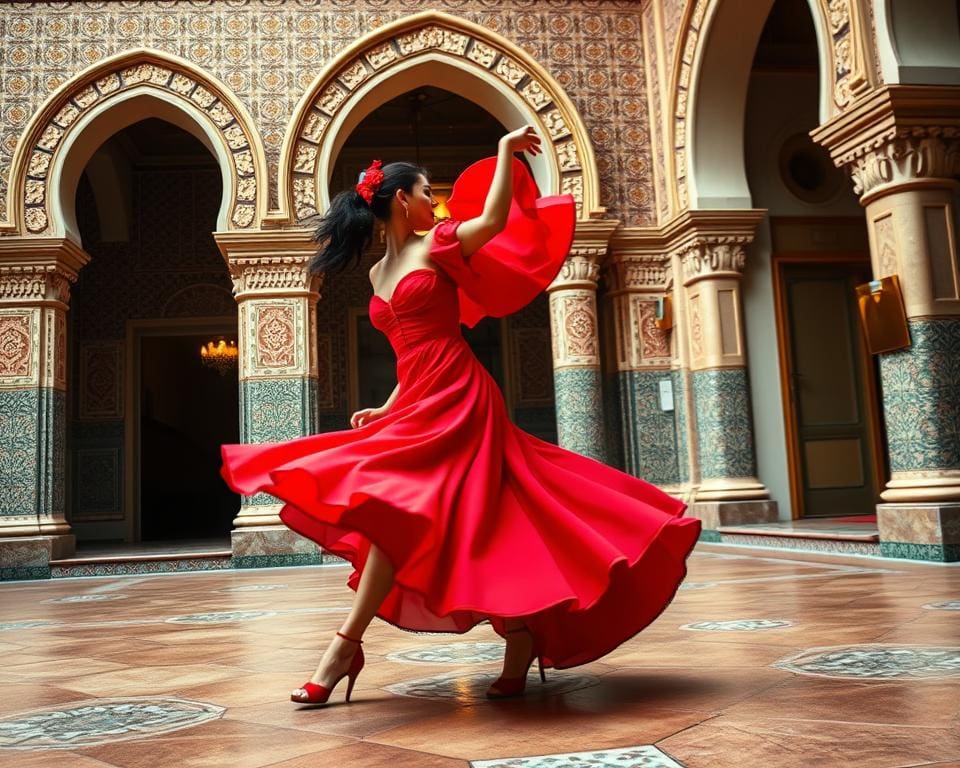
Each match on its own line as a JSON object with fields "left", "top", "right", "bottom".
{"left": 200, "top": 337, "right": 238, "bottom": 375}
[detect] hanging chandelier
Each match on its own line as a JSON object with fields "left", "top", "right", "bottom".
{"left": 200, "top": 337, "right": 238, "bottom": 375}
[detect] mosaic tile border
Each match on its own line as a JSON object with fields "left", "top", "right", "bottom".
{"left": 719, "top": 533, "right": 882, "bottom": 557}
{"left": 51, "top": 557, "right": 232, "bottom": 579}
{"left": 0, "top": 566, "right": 51, "bottom": 581}
{"left": 880, "top": 541, "right": 960, "bottom": 563}
{"left": 231, "top": 552, "right": 323, "bottom": 569}
{"left": 698, "top": 530, "right": 722, "bottom": 543}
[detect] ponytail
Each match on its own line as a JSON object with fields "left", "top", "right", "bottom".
{"left": 309, "top": 161, "right": 429, "bottom": 275}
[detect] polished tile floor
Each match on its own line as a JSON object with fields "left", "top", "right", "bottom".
{"left": 0, "top": 543, "right": 958, "bottom": 768}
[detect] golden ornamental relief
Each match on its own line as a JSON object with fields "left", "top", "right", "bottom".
{"left": 11, "top": 54, "right": 264, "bottom": 235}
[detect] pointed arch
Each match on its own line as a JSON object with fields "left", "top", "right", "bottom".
{"left": 1, "top": 49, "right": 268, "bottom": 240}
{"left": 275, "top": 10, "right": 602, "bottom": 225}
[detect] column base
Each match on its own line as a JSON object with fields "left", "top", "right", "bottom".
{"left": 0, "top": 534, "right": 74, "bottom": 580}
{"left": 687, "top": 499, "right": 779, "bottom": 541}
{"left": 696, "top": 477, "right": 770, "bottom": 501}
{"left": 877, "top": 503, "right": 960, "bottom": 562}
{"left": 230, "top": 525, "right": 324, "bottom": 569}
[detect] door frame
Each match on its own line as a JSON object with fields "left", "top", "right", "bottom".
{"left": 771, "top": 244, "right": 886, "bottom": 520}
{"left": 125, "top": 316, "right": 238, "bottom": 542}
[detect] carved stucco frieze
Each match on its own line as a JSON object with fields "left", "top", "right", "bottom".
{"left": 228, "top": 256, "right": 318, "bottom": 298}
{"left": 0, "top": 264, "right": 76, "bottom": 304}
{"left": 287, "top": 18, "right": 593, "bottom": 222}
{"left": 10, "top": 57, "right": 261, "bottom": 235}
{"left": 606, "top": 257, "right": 669, "bottom": 293}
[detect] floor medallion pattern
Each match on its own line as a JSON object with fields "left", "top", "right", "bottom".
{"left": 220, "top": 584, "right": 289, "bottom": 592}
{"left": 386, "top": 670, "right": 597, "bottom": 701}
{"left": 678, "top": 582, "right": 716, "bottom": 590}
{"left": 387, "top": 642, "right": 505, "bottom": 664}
{"left": 0, "top": 620, "right": 62, "bottom": 632}
{"left": 44, "top": 594, "right": 128, "bottom": 603}
{"left": 470, "top": 745, "right": 686, "bottom": 767}
{"left": 681, "top": 619, "right": 793, "bottom": 631}
{"left": 775, "top": 645, "right": 960, "bottom": 680}
{"left": 165, "top": 610, "right": 279, "bottom": 624}
{"left": 0, "top": 697, "right": 225, "bottom": 751}
{"left": 923, "top": 600, "right": 960, "bottom": 611}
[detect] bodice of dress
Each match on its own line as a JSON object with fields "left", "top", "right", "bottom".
{"left": 368, "top": 268, "right": 462, "bottom": 356}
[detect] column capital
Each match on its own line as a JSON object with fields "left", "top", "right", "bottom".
{"left": 662, "top": 209, "right": 766, "bottom": 286}
{"left": 606, "top": 227, "right": 670, "bottom": 293}
{"left": 0, "top": 237, "right": 89, "bottom": 306}
{"left": 550, "top": 218, "right": 620, "bottom": 291}
{"left": 810, "top": 84, "right": 960, "bottom": 200}
{"left": 214, "top": 229, "right": 321, "bottom": 299}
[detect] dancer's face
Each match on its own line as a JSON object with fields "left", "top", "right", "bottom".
{"left": 402, "top": 174, "right": 438, "bottom": 231}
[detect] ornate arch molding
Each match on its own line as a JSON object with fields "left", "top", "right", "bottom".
{"left": 669, "top": 0, "right": 875, "bottom": 210}
{"left": 1, "top": 49, "right": 268, "bottom": 238}
{"left": 276, "top": 11, "right": 602, "bottom": 224}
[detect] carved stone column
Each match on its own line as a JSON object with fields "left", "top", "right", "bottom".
{"left": 605, "top": 229, "right": 682, "bottom": 490}
{"left": 668, "top": 211, "right": 777, "bottom": 533}
{"left": 0, "top": 238, "right": 87, "bottom": 579}
{"left": 812, "top": 85, "right": 960, "bottom": 561}
{"left": 547, "top": 220, "right": 618, "bottom": 461}
{"left": 215, "top": 230, "right": 322, "bottom": 568}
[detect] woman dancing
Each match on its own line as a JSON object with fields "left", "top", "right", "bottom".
{"left": 221, "top": 125, "right": 700, "bottom": 703}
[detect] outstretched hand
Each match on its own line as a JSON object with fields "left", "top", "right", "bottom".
{"left": 500, "top": 125, "right": 542, "bottom": 156}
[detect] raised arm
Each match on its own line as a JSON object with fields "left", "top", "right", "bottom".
{"left": 453, "top": 126, "right": 542, "bottom": 259}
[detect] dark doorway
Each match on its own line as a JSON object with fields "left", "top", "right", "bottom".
{"left": 139, "top": 332, "right": 239, "bottom": 540}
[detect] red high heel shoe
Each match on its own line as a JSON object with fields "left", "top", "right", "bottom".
{"left": 291, "top": 631, "right": 365, "bottom": 704}
{"left": 485, "top": 626, "right": 547, "bottom": 699}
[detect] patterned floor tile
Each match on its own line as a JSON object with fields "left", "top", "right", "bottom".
{"left": 774, "top": 645, "right": 960, "bottom": 680}
{"left": 681, "top": 619, "right": 793, "bottom": 631}
{"left": 387, "top": 642, "right": 505, "bottom": 664}
{"left": 386, "top": 669, "right": 598, "bottom": 702}
{"left": 923, "top": 600, "right": 960, "bottom": 611}
{"left": 0, "top": 697, "right": 224, "bottom": 751}
{"left": 470, "top": 744, "right": 685, "bottom": 767}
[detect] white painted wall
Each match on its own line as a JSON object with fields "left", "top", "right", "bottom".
{"left": 742, "top": 71, "right": 863, "bottom": 519}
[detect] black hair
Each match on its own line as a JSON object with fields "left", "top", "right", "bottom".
{"left": 309, "top": 161, "right": 429, "bottom": 275}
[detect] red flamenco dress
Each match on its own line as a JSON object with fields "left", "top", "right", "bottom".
{"left": 221, "top": 158, "right": 701, "bottom": 669}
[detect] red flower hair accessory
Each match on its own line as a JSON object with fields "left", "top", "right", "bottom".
{"left": 355, "top": 159, "right": 384, "bottom": 205}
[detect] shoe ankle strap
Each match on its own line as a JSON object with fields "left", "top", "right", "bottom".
{"left": 336, "top": 631, "right": 363, "bottom": 644}
{"left": 504, "top": 626, "right": 531, "bottom": 635}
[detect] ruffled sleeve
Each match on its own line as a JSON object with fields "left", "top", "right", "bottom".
{"left": 429, "top": 157, "right": 576, "bottom": 328}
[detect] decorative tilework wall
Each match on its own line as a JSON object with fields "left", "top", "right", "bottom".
{"left": 618, "top": 369, "right": 680, "bottom": 486}
{"left": 0, "top": 389, "right": 40, "bottom": 519}
{"left": 37, "top": 388, "right": 66, "bottom": 519}
{"left": 554, "top": 367, "right": 606, "bottom": 461}
{"left": 0, "top": 0, "right": 655, "bottom": 226}
{"left": 691, "top": 367, "right": 757, "bottom": 480}
{"left": 240, "top": 378, "right": 318, "bottom": 445}
{"left": 671, "top": 368, "right": 690, "bottom": 484}
{"left": 604, "top": 372, "right": 625, "bottom": 471}
{"left": 878, "top": 318, "right": 960, "bottom": 474}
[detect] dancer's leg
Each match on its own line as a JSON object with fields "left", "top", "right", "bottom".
{"left": 309, "top": 544, "right": 395, "bottom": 687}
{"left": 499, "top": 616, "right": 535, "bottom": 678}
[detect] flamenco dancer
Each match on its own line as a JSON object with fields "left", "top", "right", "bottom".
{"left": 221, "top": 126, "right": 701, "bottom": 703}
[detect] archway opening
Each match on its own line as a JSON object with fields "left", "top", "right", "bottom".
{"left": 314, "top": 87, "right": 557, "bottom": 442}
{"left": 742, "top": 0, "right": 885, "bottom": 521}
{"left": 69, "top": 117, "right": 239, "bottom": 548}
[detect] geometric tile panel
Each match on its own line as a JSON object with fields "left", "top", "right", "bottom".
{"left": 619, "top": 369, "right": 680, "bottom": 485}
{"left": 74, "top": 447, "right": 122, "bottom": 521}
{"left": 682, "top": 619, "right": 793, "bottom": 631}
{"left": 672, "top": 370, "right": 690, "bottom": 484}
{"left": 470, "top": 745, "right": 686, "bottom": 768}
{"left": 386, "top": 669, "right": 597, "bottom": 702}
{"left": 386, "top": 642, "right": 505, "bottom": 665}
{"left": 603, "top": 372, "right": 625, "bottom": 471}
{"left": 241, "top": 377, "right": 316, "bottom": 444}
{"left": 774, "top": 645, "right": 960, "bottom": 680}
{"left": 879, "top": 318, "right": 960, "bottom": 473}
{"left": 692, "top": 367, "right": 757, "bottom": 480}
{"left": 0, "top": 388, "right": 39, "bottom": 518}
{"left": 554, "top": 367, "right": 606, "bottom": 462}
{"left": 0, "top": 697, "right": 224, "bottom": 750}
